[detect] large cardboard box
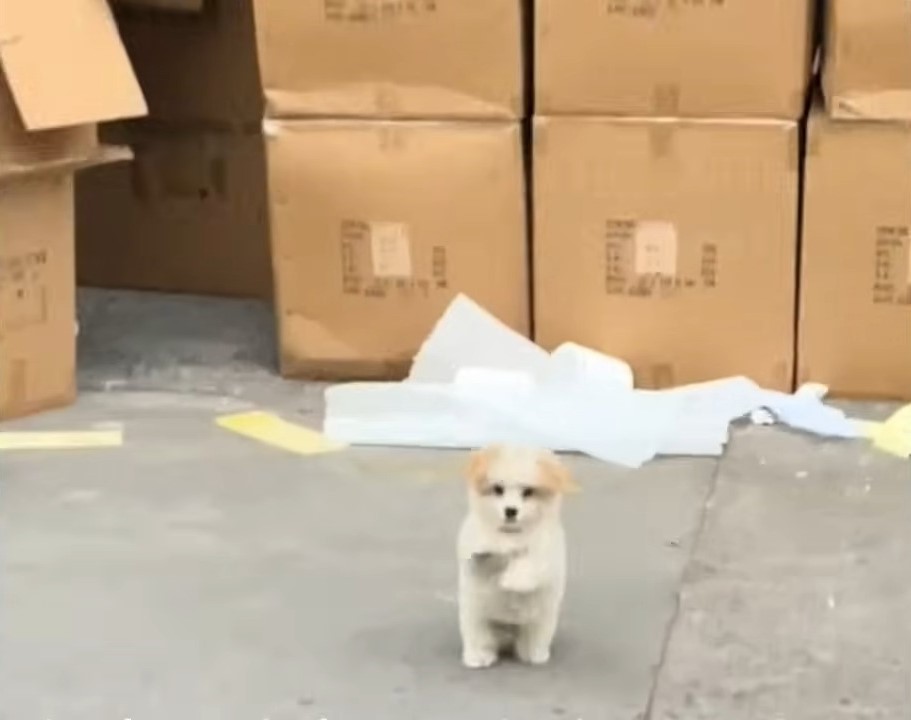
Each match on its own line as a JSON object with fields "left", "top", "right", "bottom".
{"left": 535, "top": 0, "right": 814, "bottom": 119}
{"left": 77, "top": 126, "right": 272, "bottom": 299}
{"left": 823, "top": 0, "right": 911, "bottom": 121}
{"left": 270, "top": 121, "right": 529, "bottom": 379}
{"left": 1, "top": 175, "right": 79, "bottom": 419}
{"left": 534, "top": 116, "right": 799, "bottom": 391}
{"left": 0, "top": 0, "right": 146, "bottom": 420}
{"left": 112, "top": 0, "right": 524, "bottom": 122}
{"left": 799, "top": 110, "right": 911, "bottom": 399}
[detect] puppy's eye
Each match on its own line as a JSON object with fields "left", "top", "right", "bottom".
{"left": 522, "top": 487, "right": 536, "bottom": 499}
{"left": 491, "top": 484, "right": 505, "bottom": 496}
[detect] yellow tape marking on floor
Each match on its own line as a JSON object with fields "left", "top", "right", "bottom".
{"left": 855, "top": 420, "right": 882, "bottom": 439}
{"left": 870, "top": 405, "right": 911, "bottom": 459}
{"left": 0, "top": 430, "right": 123, "bottom": 451}
{"left": 216, "top": 411, "right": 346, "bottom": 456}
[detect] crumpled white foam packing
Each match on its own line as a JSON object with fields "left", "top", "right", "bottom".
{"left": 323, "top": 295, "right": 863, "bottom": 468}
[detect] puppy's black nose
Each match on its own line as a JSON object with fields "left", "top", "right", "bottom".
{"left": 504, "top": 506, "right": 518, "bottom": 521}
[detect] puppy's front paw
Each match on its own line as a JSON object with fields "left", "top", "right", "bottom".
{"left": 516, "top": 644, "right": 551, "bottom": 666}
{"left": 500, "top": 562, "right": 537, "bottom": 593}
{"left": 462, "top": 647, "right": 497, "bottom": 669}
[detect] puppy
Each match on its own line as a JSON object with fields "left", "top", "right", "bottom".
{"left": 457, "top": 445, "right": 577, "bottom": 669}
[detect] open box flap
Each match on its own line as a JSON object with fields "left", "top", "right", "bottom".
{"left": 0, "top": 0, "right": 147, "bottom": 131}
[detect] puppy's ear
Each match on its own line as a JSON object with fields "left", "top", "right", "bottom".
{"left": 537, "top": 454, "right": 579, "bottom": 495}
{"left": 466, "top": 447, "right": 495, "bottom": 492}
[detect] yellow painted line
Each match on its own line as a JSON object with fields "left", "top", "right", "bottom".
{"left": 216, "top": 411, "right": 346, "bottom": 456}
{"left": 870, "top": 405, "right": 911, "bottom": 459}
{"left": 0, "top": 430, "right": 123, "bottom": 451}
{"left": 855, "top": 420, "right": 883, "bottom": 439}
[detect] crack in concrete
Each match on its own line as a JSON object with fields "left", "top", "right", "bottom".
{"left": 642, "top": 456, "right": 725, "bottom": 720}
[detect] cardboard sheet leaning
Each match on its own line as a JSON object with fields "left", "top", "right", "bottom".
{"left": 323, "top": 296, "right": 864, "bottom": 468}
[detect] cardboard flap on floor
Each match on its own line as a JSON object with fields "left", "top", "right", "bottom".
{"left": 0, "top": 0, "right": 146, "bottom": 131}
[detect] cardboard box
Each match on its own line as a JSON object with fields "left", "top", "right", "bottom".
{"left": 799, "top": 110, "right": 911, "bottom": 399}
{"left": 0, "top": 175, "right": 78, "bottom": 419}
{"left": 0, "top": 0, "right": 146, "bottom": 420}
{"left": 269, "top": 121, "right": 529, "bottom": 379}
{"left": 113, "top": 0, "right": 524, "bottom": 122}
{"left": 823, "top": 0, "right": 911, "bottom": 120}
{"left": 77, "top": 126, "right": 272, "bottom": 299}
{"left": 534, "top": 116, "right": 799, "bottom": 391}
{"left": 535, "top": 0, "right": 814, "bottom": 118}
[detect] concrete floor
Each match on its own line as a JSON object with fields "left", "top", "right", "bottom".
{"left": 1, "top": 289, "right": 908, "bottom": 720}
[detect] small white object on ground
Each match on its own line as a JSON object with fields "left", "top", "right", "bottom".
{"left": 751, "top": 383, "right": 832, "bottom": 427}
{"left": 324, "top": 295, "right": 865, "bottom": 467}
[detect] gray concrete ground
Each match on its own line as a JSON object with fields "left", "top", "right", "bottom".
{"left": 1, "top": 289, "right": 908, "bottom": 720}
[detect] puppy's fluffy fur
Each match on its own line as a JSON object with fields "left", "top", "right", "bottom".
{"left": 457, "top": 445, "right": 576, "bottom": 669}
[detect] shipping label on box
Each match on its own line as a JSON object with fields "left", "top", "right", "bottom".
{"left": 266, "top": 120, "right": 528, "bottom": 380}
{"left": 322, "top": 0, "right": 440, "bottom": 22}
{"left": 536, "top": 0, "right": 814, "bottom": 118}
{"left": 534, "top": 116, "right": 799, "bottom": 390}
{"left": 336, "top": 219, "right": 457, "bottom": 303}
{"left": 602, "top": 218, "right": 721, "bottom": 300}
{"left": 873, "top": 225, "right": 911, "bottom": 308}
{"left": 800, "top": 109, "right": 911, "bottom": 399}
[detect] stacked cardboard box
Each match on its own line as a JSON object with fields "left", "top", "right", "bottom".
{"left": 0, "top": 0, "right": 146, "bottom": 419}
{"left": 533, "top": 0, "right": 815, "bottom": 390}
{"left": 77, "top": 0, "right": 529, "bottom": 379}
{"left": 799, "top": 0, "right": 911, "bottom": 399}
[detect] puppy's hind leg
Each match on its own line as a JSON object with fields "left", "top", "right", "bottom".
{"left": 460, "top": 605, "right": 499, "bottom": 669}
{"left": 516, "top": 602, "right": 560, "bottom": 666}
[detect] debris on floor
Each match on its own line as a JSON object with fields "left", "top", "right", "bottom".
{"left": 323, "top": 296, "right": 865, "bottom": 468}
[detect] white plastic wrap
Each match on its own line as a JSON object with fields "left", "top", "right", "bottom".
{"left": 324, "top": 295, "right": 864, "bottom": 467}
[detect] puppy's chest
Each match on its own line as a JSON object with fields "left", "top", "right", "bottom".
{"left": 470, "top": 556, "right": 544, "bottom": 623}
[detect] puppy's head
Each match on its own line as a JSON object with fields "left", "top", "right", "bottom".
{"left": 466, "top": 445, "right": 577, "bottom": 535}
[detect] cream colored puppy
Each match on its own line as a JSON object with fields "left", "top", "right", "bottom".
{"left": 457, "top": 445, "right": 577, "bottom": 669}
